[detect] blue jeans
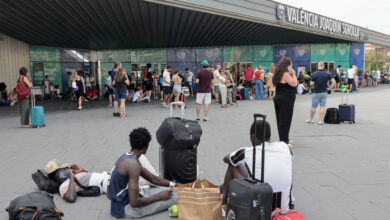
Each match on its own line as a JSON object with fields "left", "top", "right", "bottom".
{"left": 255, "top": 80, "right": 265, "bottom": 100}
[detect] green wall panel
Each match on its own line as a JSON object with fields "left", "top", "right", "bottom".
{"left": 223, "top": 46, "right": 254, "bottom": 62}
{"left": 131, "top": 49, "right": 167, "bottom": 63}
{"left": 98, "top": 50, "right": 130, "bottom": 62}
{"left": 335, "top": 44, "right": 350, "bottom": 62}
{"left": 311, "top": 44, "right": 336, "bottom": 61}
{"left": 335, "top": 61, "right": 350, "bottom": 72}
{"left": 44, "top": 62, "right": 62, "bottom": 91}
{"left": 30, "top": 48, "right": 61, "bottom": 62}
{"left": 254, "top": 46, "right": 273, "bottom": 62}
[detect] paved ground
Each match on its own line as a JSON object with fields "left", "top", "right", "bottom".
{"left": 1, "top": 86, "right": 390, "bottom": 220}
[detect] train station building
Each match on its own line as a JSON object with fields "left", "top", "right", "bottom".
{"left": 1, "top": 0, "right": 390, "bottom": 93}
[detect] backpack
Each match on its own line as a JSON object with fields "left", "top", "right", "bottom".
{"left": 324, "top": 108, "right": 340, "bottom": 124}
{"left": 7, "top": 191, "right": 64, "bottom": 220}
{"left": 16, "top": 77, "right": 31, "bottom": 100}
{"left": 32, "top": 170, "right": 60, "bottom": 194}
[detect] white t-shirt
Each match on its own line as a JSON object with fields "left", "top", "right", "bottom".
{"left": 219, "top": 76, "right": 227, "bottom": 88}
{"left": 336, "top": 68, "right": 341, "bottom": 74}
{"left": 347, "top": 68, "right": 355, "bottom": 79}
{"left": 297, "top": 84, "right": 304, "bottom": 95}
{"left": 162, "top": 70, "right": 170, "bottom": 86}
{"left": 132, "top": 91, "right": 141, "bottom": 102}
{"left": 90, "top": 76, "right": 96, "bottom": 86}
{"left": 229, "top": 142, "right": 293, "bottom": 213}
{"left": 376, "top": 70, "right": 381, "bottom": 79}
{"left": 106, "top": 76, "right": 112, "bottom": 87}
{"left": 213, "top": 70, "right": 220, "bottom": 86}
{"left": 85, "top": 77, "right": 91, "bottom": 87}
{"left": 186, "top": 71, "right": 194, "bottom": 82}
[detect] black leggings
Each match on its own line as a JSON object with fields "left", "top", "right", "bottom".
{"left": 273, "top": 93, "right": 296, "bottom": 144}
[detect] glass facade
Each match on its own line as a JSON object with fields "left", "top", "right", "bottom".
{"left": 29, "top": 43, "right": 390, "bottom": 93}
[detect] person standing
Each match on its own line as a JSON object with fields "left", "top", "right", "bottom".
{"left": 347, "top": 64, "right": 355, "bottom": 92}
{"left": 185, "top": 68, "right": 194, "bottom": 96}
{"left": 219, "top": 69, "right": 228, "bottom": 108}
{"left": 106, "top": 71, "right": 113, "bottom": 107}
{"left": 254, "top": 65, "right": 265, "bottom": 100}
{"left": 375, "top": 69, "right": 381, "bottom": 87}
{"left": 244, "top": 64, "right": 254, "bottom": 99}
{"left": 17, "top": 67, "right": 33, "bottom": 128}
{"left": 266, "top": 65, "right": 276, "bottom": 100}
{"left": 161, "top": 65, "right": 172, "bottom": 108}
{"left": 112, "top": 62, "right": 122, "bottom": 116}
{"left": 172, "top": 69, "right": 182, "bottom": 109}
{"left": 85, "top": 73, "right": 92, "bottom": 90}
{"left": 113, "top": 68, "right": 130, "bottom": 118}
{"left": 145, "top": 67, "right": 153, "bottom": 98}
{"left": 72, "top": 71, "right": 86, "bottom": 110}
{"left": 196, "top": 60, "right": 214, "bottom": 121}
{"left": 90, "top": 73, "right": 96, "bottom": 89}
{"left": 226, "top": 70, "right": 235, "bottom": 106}
{"left": 361, "top": 71, "right": 367, "bottom": 88}
{"left": 272, "top": 58, "right": 297, "bottom": 145}
{"left": 306, "top": 62, "right": 336, "bottom": 125}
{"left": 213, "top": 65, "right": 221, "bottom": 103}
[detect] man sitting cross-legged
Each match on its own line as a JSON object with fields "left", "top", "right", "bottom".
{"left": 107, "top": 127, "right": 177, "bottom": 218}
{"left": 221, "top": 120, "right": 294, "bottom": 213}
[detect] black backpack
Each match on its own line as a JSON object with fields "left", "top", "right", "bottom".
{"left": 32, "top": 170, "right": 60, "bottom": 194}
{"left": 7, "top": 191, "right": 64, "bottom": 220}
{"left": 324, "top": 108, "right": 341, "bottom": 124}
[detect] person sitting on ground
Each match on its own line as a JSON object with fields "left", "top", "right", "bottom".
{"left": 45, "top": 159, "right": 110, "bottom": 203}
{"left": 86, "top": 88, "right": 98, "bottom": 100}
{"left": 221, "top": 119, "right": 294, "bottom": 214}
{"left": 107, "top": 127, "right": 178, "bottom": 218}
{"left": 54, "top": 85, "right": 62, "bottom": 99}
{"left": 296, "top": 79, "right": 309, "bottom": 95}
{"left": 132, "top": 86, "right": 146, "bottom": 103}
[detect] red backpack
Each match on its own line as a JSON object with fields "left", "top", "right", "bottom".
{"left": 16, "top": 77, "right": 31, "bottom": 100}
{"left": 272, "top": 209, "right": 306, "bottom": 220}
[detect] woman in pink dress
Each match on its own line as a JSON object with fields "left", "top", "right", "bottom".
{"left": 361, "top": 71, "right": 367, "bottom": 88}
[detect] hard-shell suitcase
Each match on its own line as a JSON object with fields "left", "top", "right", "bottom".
{"left": 31, "top": 94, "right": 45, "bottom": 128}
{"left": 226, "top": 114, "right": 273, "bottom": 220}
{"left": 324, "top": 108, "right": 340, "bottom": 124}
{"left": 157, "top": 102, "right": 202, "bottom": 184}
{"left": 339, "top": 90, "right": 355, "bottom": 124}
{"left": 241, "top": 87, "right": 249, "bottom": 100}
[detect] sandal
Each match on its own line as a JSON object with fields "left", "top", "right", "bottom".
{"left": 120, "top": 114, "right": 127, "bottom": 118}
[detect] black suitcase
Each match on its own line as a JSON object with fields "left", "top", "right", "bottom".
{"left": 226, "top": 114, "right": 273, "bottom": 220}
{"left": 324, "top": 108, "right": 340, "bottom": 124}
{"left": 157, "top": 102, "right": 202, "bottom": 184}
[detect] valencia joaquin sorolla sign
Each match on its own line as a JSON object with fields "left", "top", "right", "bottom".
{"left": 276, "top": 4, "right": 360, "bottom": 39}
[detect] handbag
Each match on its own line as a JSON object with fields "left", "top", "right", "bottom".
{"left": 73, "top": 177, "right": 101, "bottom": 197}
{"left": 272, "top": 208, "right": 306, "bottom": 220}
{"left": 16, "top": 77, "right": 31, "bottom": 100}
{"left": 32, "top": 169, "right": 60, "bottom": 194}
{"left": 177, "top": 176, "right": 222, "bottom": 220}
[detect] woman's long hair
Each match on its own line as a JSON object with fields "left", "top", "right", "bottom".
{"left": 114, "top": 68, "right": 125, "bottom": 82}
{"left": 273, "top": 57, "right": 292, "bottom": 86}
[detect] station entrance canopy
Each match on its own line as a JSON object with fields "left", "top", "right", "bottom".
{"left": 2, "top": 0, "right": 389, "bottom": 49}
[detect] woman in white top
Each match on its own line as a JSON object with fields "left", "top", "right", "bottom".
{"left": 219, "top": 69, "right": 228, "bottom": 108}
{"left": 172, "top": 69, "right": 182, "bottom": 109}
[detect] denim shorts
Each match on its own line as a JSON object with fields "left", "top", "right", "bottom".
{"left": 114, "top": 91, "right": 127, "bottom": 101}
{"left": 312, "top": 92, "right": 327, "bottom": 107}
{"left": 173, "top": 85, "right": 181, "bottom": 93}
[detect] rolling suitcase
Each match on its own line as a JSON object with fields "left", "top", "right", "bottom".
{"left": 226, "top": 114, "right": 273, "bottom": 220}
{"left": 156, "top": 102, "right": 202, "bottom": 184}
{"left": 339, "top": 90, "right": 355, "bottom": 124}
{"left": 324, "top": 108, "right": 340, "bottom": 124}
{"left": 31, "top": 94, "right": 45, "bottom": 128}
{"left": 241, "top": 87, "right": 249, "bottom": 100}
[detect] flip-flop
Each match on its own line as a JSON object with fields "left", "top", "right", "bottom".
{"left": 203, "top": 118, "right": 208, "bottom": 122}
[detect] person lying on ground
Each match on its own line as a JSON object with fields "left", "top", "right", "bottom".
{"left": 221, "top": 119, "right": 294, "bottom": 214}
{"left": 107, "top": 127, "right": 178, "bottom": 218}
{"left": 45, "top": 159, "right": 110, "bottom": 203}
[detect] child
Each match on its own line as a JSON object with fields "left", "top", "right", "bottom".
{"left": 49, "top": 82, "right": 55, "bottom": 100}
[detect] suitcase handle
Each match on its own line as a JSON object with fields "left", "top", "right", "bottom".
{"left": 253, "top": 114, "right": 266, "bottom": 183}
{"left": 169, "top": 102, "right": 185, "bottom": 119}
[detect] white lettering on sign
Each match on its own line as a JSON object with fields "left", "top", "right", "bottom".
{"left": 277, "top": 4, "right": 360, "bottom": 38}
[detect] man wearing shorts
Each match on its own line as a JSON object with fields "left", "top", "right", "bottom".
{"left": 185, "top": 68, "right": 194, "bottom": 96}
{"left": 244, "top": 64, "right": 254, "bottom": 98}
{"left": 347, "top": 64, "right": 355, "bottom": 92}
{"left": 196, "top": 60, "right": 214, "bottom": 121}
{"left": 161, "top": 65, "right": 172, "bottom": 108}
{"left": 306, "top": 62, "right": 335, "bottom": 125}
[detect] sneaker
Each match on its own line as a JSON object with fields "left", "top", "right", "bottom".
{"left": 78, "top": 106, "right": 82, "bottom": 110}
{"left": 318, "top": 121, "right": 324, "bottom": 125}
{"left": 161, "top": 102, "right": 167, "bottom": 108}
{"left": 305, "top": 119, "right": 314, "bottom": 124}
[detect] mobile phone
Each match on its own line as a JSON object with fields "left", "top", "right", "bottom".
{"left": 59, "top": 170, "right": 67, "bottom": 179}
{"left": 288, "top": 66, "right": 292, "bottom": 72}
